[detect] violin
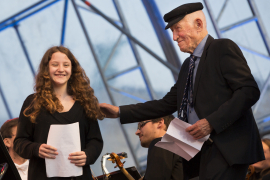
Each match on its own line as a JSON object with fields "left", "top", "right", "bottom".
{"left": 246, "top": 165, "right": 255, "bottom": 180}
{"left": 109, "top": 152, "right": 135, "bottom": 180}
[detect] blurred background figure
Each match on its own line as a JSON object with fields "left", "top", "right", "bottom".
{"left": 0, "top": 118, "right": 29, "bottom": 180}
{"left": 250, "top": 139, "right": 270, "bottom": 180}
{"left": 135, "top": 115, "right": 183, "bottom": 180}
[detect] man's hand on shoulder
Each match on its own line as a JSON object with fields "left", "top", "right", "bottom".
{"left": 185, "top": 118, "right": 213, "bottom": 140}
{"left": 99, "top": 103, "right": 120, "bottom": 118}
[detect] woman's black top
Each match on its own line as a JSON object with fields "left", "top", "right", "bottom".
{"left": 14, "top": 94, "right": 103, "bottom": 180}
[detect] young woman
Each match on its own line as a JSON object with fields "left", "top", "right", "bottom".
{"left": 14, "top": 46, "right": 105, "bottom": 180}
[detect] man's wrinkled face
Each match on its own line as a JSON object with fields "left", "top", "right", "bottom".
{"left": 135, "top": 120, "right": 157, "bottom": 148}
{"left": 252, "top": 142, "right": 270, "bottom": 170}
{"left": 170, "top": 18, "right": 198, "bottom": 54}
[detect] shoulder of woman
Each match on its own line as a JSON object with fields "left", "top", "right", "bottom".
{"left": 22, "top": 93, "right": 36, "bottom": 108}
{"left": 25, "top": 93, "right": 35, "bottom": 102}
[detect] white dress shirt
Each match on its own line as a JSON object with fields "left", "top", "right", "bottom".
{"left": 15, "top": 160, "right": 29, "bottom": 180}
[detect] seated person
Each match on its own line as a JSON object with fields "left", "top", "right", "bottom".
{"left": 249, "top": 139, "right": 270, "bottom": 180}
{"left": 0, "top": 118, "right": 29, "bottom": 180}
{"left": 135, "top": 115, "right": 183, "bottom": 180}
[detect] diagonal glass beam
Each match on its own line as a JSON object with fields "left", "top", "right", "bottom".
{"left": 0, "top": 84, "right": 12, "bottom": 119}
{"left": 0, "top": 0, "right": 50, "bottom": 27}
{"left": 81, "top": 0, "right": 179, "bottom": 75}
{"left": 253, "top": 72, "right": 270, "bottom": 114}
{"left": 113, "top": 0, "right": 156, "bottom": 100}
{"left": 220, "top": 16, "right": 257, "bottom": 33}
{"left": 106, "top": 65, "right": 140, "bottom": 81}
{"left": 0, "top": 0, "right": 61, "bottom": 32}
{"left": 248, "top": 0, "right": 270, "bottom": 55}
{"left": 60, "top": 0, "right": 68, "bottom": 45}
{"left": 204, "top": 0, "right": 270, "bottom": 62}
{"left": 14, "top": 24, "right": 35, "bottom": 77}
{"left": 141, "top": 0, "right": 181, "bottom": 81}
{"left": 238, "top": 45, "right": 270, "bottom": 61}
{"left": 71, "top": 0, "right": 140, "bottom": 170}
{"left": 77, "top": 4, "right": 121, "bottom": 24}
{"left": 203, "top": 0, "right": 222, "bottom": 38}
{"left": 109, "top": 86, "right": 146, "bottom": 103}
{"left": 103, "top": 33, "right": 123, "bottom": 72}
{"left": 216, "top": 0, "right": 229, "bottom": 23}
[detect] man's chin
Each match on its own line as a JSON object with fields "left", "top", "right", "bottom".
{"left": 179, "top": 46, "right": 189, "bottom": 53}
{"left": 140, "top": 142, "right": 149, "bottom": 148}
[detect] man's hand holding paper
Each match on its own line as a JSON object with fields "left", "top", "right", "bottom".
{"left": 186, "top": 118, "right": 213, "bottom": 140}
{"left": 155, "top": 118, "right": 210, "bottom": 161}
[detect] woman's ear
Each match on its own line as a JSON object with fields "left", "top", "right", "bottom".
{"left": 3, "top": 138, "right": 11, "bottom": 148}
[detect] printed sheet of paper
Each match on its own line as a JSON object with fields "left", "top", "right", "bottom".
{"left": 45, "top": 122, "right": 82, "bottom": 177}
{"left": 155, "top": 118, "right": 210, "bottom": 161}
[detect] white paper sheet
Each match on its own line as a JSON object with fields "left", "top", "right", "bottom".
{"left": 155, "top": 118, "right": 210, "bottom": 161}
{"left": 45, "top": 122, "right": 82, "bottom": 177}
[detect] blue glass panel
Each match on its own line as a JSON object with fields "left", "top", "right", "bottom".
{"left": 0, "top": 28, "right": 34, "bottom": 117}
{"left": 0, "top": 0, "right": 40, "bottom": 22}
{"left": 108, "top": 69, "right": 151, "bottom": 102}
{"left": 255, "top": 0, "right": 270, "bottom": 39}
{"left": 0, "top": 96, "right": 10, "bottom": 127}
{"left": 208, "top": 0, "right": 253, "bottom": 29}
{"left": 64, "top": 3, "right": 137, "bottom": 176}
{"left": 223, "top": 21, "right": 268, "bottom": 56}
{"left": 103, "top": 36, "right": 138, "bottom": 78}
{"left": 76, "top": 0, "right": 119, "bottom": 20}
{"left": 18, "top": 0, "right": 64, "bottom": 72}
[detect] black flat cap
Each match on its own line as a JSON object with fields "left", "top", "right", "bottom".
{"left": 163, "top": 2, "right": 203, "bottom": 29}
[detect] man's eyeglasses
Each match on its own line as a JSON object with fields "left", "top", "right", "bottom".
{"left": 137, "top": 120, "right": 152, "bottom": 130}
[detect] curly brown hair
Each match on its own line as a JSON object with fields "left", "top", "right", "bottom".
{"left": 23, "top": 46, "right": 105, "bottom": 122}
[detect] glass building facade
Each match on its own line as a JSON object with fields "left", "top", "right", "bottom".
{"left": 0, "top": 0, "right": 270, "bottom": 176}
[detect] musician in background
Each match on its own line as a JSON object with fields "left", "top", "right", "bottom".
{"left": 0, "top": 118, "right": 29, "bottom": 180}
{"left": 249, "top": 139, "right": 270, "bottom": 180}
{"left": 135, "top": 115, "right": 183, "bottom": 180}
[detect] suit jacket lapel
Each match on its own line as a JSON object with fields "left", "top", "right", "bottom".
{"left": 193, "top": 35, "right": 214, "bottom": 104}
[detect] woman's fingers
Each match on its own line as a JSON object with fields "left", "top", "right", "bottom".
{"left": 70, "top": 159, "right": 85, "bottom": 164}
{"left": 39, "top": 144, "right": 58, "bottom": 159}
{"left": 74, "top": 163, "right": 85, "bottom": 167}
{"left": 69, "top": 151, "right": 86, "bottom": 166}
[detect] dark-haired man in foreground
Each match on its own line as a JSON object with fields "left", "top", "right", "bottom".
{"left": 136, "top": 115, "right": 183, "bottom": 180}
{"left": 100, "top": 2, "right": 264, "bottom": 179}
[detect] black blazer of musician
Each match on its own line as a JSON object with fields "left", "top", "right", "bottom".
{"left": 120, "top": 35, "right": 265, "bottom": 166}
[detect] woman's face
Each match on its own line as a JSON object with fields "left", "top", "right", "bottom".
{"left": 49, "top": 52, "right": 72, "bottom": 88}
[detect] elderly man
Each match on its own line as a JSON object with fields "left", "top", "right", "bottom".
{"left": 135, "top": 115, "right": 183, "bottom": 180}
{"left": 100, "top": 2, "right": 264, "bottom": 179}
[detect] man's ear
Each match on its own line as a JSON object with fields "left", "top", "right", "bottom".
{"left": 3, "top": 138, "right": 11, "bottom": 148}
{"left": 157, "top": 119, "right": 165, "bottom": 129}
{"left": 195, "top": 18, "right": 203, "bottom": 31}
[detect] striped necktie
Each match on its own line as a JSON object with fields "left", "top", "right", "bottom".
{"left": 178, "top": 55, "right": 197, "bottom": 122}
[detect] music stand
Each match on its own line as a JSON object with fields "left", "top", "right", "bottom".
{"left": 97, "top": 166, "right": 141, "bottom": 180}
{"left": 0, "top": 134, "right": 21, "bottom": 180}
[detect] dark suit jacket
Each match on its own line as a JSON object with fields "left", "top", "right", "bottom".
{"left": 120, "top": 35, "right": 264, "bottom": 166}
{"left": 144, "top": 138, "right": 183, "bottom": 180}
{"left": 14, "top": 94, "right": 103, "bottom": 180}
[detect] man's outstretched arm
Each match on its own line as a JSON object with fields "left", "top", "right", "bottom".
{"left": 99, "top": 103, "right": 120, "bottom": 118}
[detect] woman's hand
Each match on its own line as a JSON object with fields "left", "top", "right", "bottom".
{"left": 39, "top": 144, "right": 58, "bottom": 159}
{"left": 68, "top": 151, "right": 87, "bottom": 167}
